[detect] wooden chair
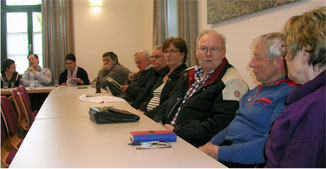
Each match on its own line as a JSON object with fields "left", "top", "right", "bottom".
{"left": 10, "top": 89, "right": 31, "bottom": 132}
{"left": 17, "top": 86, "right": 38, "bottom": 116}
{"left": 1, "top": 96, "right": 24, "bottom": 150}
{"left": 1, "top": 119, "right": 17, "bottom": 168}
{"left": 17, "top": 92, "right": 36, "bottom": 125}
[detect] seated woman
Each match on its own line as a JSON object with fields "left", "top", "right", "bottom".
{"left": 1, "top": 58, "right": 22, "bottom": 88}
{"left": 265, "top": 7, "right": 325, "bottom": 168}
{"left": 140, "top": 37, "right": 188, "bottom": 119}
{"left": 59, "top": 54, "right": 90, "bottom": 86}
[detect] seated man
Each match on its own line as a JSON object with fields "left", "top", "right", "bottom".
{"left": 22, "top": 54, "right": 52, "bottom": 87}
{"left": 121, "top": 51, "right": 152, "bottom": 104}
{"left": 59, "top": 53, "right": 90, "bottom": 86}
{"left": 131, "top": 45, "right": 169, "bottom": 109}
{"left": 92, "top": 51, "right": 131, "bottom": 96}
{"left": 162, "top": 30, "right": 248, "bottom": 148}
{"left": 198, "top": 32, "right": 297, "bottom": 167}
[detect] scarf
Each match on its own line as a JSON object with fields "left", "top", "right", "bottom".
{"left": 67, "top": 66, "right": 78, "bottom": 79}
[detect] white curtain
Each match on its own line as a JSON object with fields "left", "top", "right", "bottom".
{"left": 42, "top": 0, "right": 75, "bottom": 82}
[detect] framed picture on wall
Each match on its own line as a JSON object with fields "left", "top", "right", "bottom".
{"left": 207, "top": 0, "right": 299, "bottom": 24}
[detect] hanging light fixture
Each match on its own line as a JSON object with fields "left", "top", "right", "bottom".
{"left": 89, "top": 0, "right": 103, "bottom": 8}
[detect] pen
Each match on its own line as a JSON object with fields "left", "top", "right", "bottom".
{"left": 128, "top": 141, "right": 160, "bottom": 146}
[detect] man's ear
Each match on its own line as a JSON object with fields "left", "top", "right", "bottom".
{"left": 273, "top": 56, "right": 284, "bottom": 69}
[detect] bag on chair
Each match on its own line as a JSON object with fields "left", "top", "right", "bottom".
{"left": 89, "top": 106, "right": 140, "bottom": 124}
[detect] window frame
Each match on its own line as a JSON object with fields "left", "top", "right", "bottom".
{"left": 1, "top": 0, "right": 41, "bottom": 63}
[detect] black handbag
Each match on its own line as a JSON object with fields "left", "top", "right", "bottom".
{"left": 89, "top": 106, "right": 140, "bottom": 124}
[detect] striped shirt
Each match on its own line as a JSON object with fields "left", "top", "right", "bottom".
{"left": 147, "top": 82, "right": 166, "bottom": 111}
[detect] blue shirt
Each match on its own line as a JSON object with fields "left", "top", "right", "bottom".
{"left": 210, "top": 76, "right": 297, "bottom": 164}
{"left": 22, "top": 67, "right": 52, "bottom": 87}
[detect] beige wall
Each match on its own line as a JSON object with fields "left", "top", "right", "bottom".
{"left": 73, "top": 0, "right": 325, "bottom": 87}
{"left": 198, "top": 0, "right": 325, "bottom": 89}
{"left": 73, "top": 0, "right": 153, "bottom": 81}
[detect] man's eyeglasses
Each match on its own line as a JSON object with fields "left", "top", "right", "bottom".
{"left": 150, "top": 55, "right": 161, "bottom": 59}
{"left": 163, "top": 50, "right": 180, "bottom": 55}
{"left": 65, "top": 62, "right": 75, "bottom": 65}
{"left": 198, "top": 47, "right": 223, "bottom": 55}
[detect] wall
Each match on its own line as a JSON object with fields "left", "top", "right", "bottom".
{"left": 73, "top": 0, "right": 153, "bottom": 81}
{"left": 73, "top": 0, "right": 325, "bottom": 87}
{"left": 198, "top": 0, "right": 325, "bottom": 89}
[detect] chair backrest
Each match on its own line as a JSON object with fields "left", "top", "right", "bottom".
{"left": 1, "top": 119, "right": 6, "bottom": 145}
{"left": 10, "top": 89, "right": 23, "bottom": 121}
{"left": 10, "top": 89, "right": 31, "bottom": 127}
{"left": 1, "top": 96, "right": 18, "bottom": 136}
{"left": 19, "top": 85, "right": 31, "bottom": 106}
{"left": 17, "top": 92, "right": 34, "bottom": 125}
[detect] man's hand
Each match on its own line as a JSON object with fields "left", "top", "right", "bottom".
{"left": 120, "top": 85, "right": 128, "bottom": 93}
{"left": 27, "top": 66, "right": 36, "bottom": 73}
{"left": 137, "top": 109, "right": 145, "bottom": 114}
{"left": 102, "top": 63, "right": 113, "bottom": 71}
{"left": 60, "top": 83, "right": 67, "bottom": 86}
{"left": 128, "top": 72, "right": 138, "bottom": 81}
{"left": 163, "top": 124, "right": 175, "bottom": 131}
{"left": 198, "top": 142, "right": 219, "bottom": 160}
{"left": 45, "top": 74, "right": 51, "bottom": 78}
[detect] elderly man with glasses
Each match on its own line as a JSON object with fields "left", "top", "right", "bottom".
{"left": 131, "top": 45, "right": 169, "bottom": 109}
{"left": 198, "top": 32, "right": 298, "bottom": 167}
{"left": 160, "top": 30, "right": 248, "bottom": 148}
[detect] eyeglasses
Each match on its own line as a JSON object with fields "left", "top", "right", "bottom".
{"left": 164, "top": 50, "right": 180, "bottom": 55}
{"left": 65, "top": 62, "right": 75, "bottom": 65}
{"left": 198, "top": 46, "right": 223, "bottom": 55}
{"left": 150, "top": 55, "right": 161, "bottom": 59}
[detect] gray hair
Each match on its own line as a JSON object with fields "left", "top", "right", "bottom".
{"left": 255, "top": 32, "right": 286, "bottom": 60}
{"left": 154, "top": 44, "right": 162, "bottom": 50}
{"left": 196, "top": 30, "right": 226, "bottom": 49}
{"left": 134, "top": 51, "right": 151, "bottom": 58}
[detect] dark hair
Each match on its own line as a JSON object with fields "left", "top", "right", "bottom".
{"left": 65, "top": 53, "right": 76, "bottom": 62}
{"left": 27, "top": 54, "right": 38, "bottom": 59}
{"left": 2, "top": 59, "right": 15, "bottom": 72}
{"left": 103, "top": 51, "right": 119, "bottom": 64}
{"left": 162, "top": 37, "right": 188, "bottom": 63}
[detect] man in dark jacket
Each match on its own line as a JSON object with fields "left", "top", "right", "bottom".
{"left": 121, "top": 51, "right": 152, "bottom": 104}
{"left": 162, "top": 30, "right": 248, "bottom": 148}
{"left": 132, "top": 45, "right": 168, "bottom": 109}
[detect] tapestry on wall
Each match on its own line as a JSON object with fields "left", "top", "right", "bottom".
{"left": 207, "top": 0, "right": 299, "bottom": 24}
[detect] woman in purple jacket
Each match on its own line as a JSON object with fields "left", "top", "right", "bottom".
{"left": 265, "top": 7, "right": 325, "bottom": 168}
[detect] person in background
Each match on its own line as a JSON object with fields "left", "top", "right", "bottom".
{"left": 121, "top": 51, "right": 152, "bottom": 104}
{"left": 161, "top": 30, "right": 248, "bottom": 148}
{"left": 22, "top": 54, "right": 52, "bottom": 87}
{"left": 132, "top": 45, "right": 169, "bottom": 109}
{"left": 198, "top": 32, "right": 297, "bottom": 167}
{"left": 265, "top": 7, "right": 325, "bottom": 168}
{"left": 59, "top": 53, "right": 90, "bottom": 86}
{"left": 92, "top": 51, "right": 131, "bottom": 96}
{"left": 140, "top": 37, "right": 188, "bottom": 116}
{"left": 1, "top": 58, "right": 22, "bottom": 88}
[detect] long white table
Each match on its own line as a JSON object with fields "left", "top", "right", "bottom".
{"left": 9, "top": 86, "right": 226, "bottom": 168}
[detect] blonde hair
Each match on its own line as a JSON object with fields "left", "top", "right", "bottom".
{"left": 284, "top": 7, "right": 326, "bottom": 69}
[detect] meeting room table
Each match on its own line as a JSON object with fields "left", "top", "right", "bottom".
{"left": 9, "top": 85, "right": 226, "bottom": 168}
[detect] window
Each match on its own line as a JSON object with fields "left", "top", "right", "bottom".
{"left": 1, "top": 0, "right": 42, "bottom": 74}
{"left": 167, "top": 0, "right": 177, "bottom": 38}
